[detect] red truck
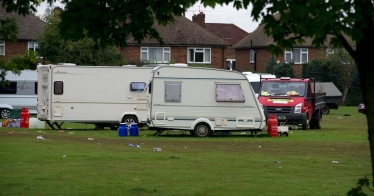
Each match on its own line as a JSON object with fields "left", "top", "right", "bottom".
{"left": 258, "top": 77, "right": 326, "bottom": 130}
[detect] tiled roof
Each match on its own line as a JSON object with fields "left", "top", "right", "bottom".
{"left": 0, "top": 6, "right": 45, "bottom": 40}
{"left": 204, "top": 23, "right": 248, "bottom": 45}
{"left": 126, "top": 16, "right": 230, "bottom": 46}
{"left": 234, "top": 14, "right": 355, "bottom": 49}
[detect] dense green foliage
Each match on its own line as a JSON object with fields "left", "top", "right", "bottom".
{"left": 38, "top": 7, "right": 124, "bottom": 66}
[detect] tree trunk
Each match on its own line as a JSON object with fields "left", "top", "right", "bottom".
{"left": 354, "top": 20, "right": 374, "bottom": 180}
{"left": 341, "top": 86, "right": 349, "bottom": 105}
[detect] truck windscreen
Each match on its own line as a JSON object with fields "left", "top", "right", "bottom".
{"left": 260, "top": 82, "right": 306, "bottom": 96}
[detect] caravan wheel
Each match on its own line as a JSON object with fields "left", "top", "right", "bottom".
{"left": 194, "top": 123, "right": 212, "bottom": 137}
{"left": 0, "top": 109, "right": 10, "bottom": 119}
{"left": 121, "top": 116, "right": 138, "bottom": 127}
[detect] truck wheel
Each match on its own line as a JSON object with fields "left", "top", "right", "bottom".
{"left": 321, "top": 107, "right": 330, "bottom": 115}
{"left": 302, "top": 118, "right": 308, "bottom": 130}
{"left": 121, "top": 116, "right": 138, "bottom": 127}
{"left": 0, "top": 109, "right": 10, "bottom": 119}
{"left": 315, "top": 113, "right": 322, "bottom": 129}
{"left": 194, "top": 123, "right": 211, "bottom": 137}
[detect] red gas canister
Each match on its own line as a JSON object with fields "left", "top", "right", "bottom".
{"left": 20, "top": 108, "right": 30, "bottom": 128}
{"left": 267, "top": 114, "right": 278, "bottom": 137}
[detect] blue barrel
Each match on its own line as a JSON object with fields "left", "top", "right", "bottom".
{"left": 129, "top": 124, "right": 139, "bottom": 136}
{"left": 118, "top": 123, "right": 128, "bottom": 137}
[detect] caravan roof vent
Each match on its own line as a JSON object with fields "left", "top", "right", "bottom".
{"left": 280, "top": 77, "right": 291, "bottom": 80}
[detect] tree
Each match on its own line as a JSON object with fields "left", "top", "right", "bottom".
{"left": 38, "top": 6, "right": 124, "bottom": 65}
{"left": 1, "top": 0, "right": 374, "bottom": 181}
{"left": 325, "top": 48, "right": 358, "bottom": 105}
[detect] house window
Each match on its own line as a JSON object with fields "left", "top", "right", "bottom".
{"left": 0, "top": 41, "right": 5, "bottom": 55}
{"left": 141, "top": 47, "right": 170, "bottom": 63}
{"left": 188, "top": 48, "right": 211, "bottom": 63}
{"left": 285, "top": 48, "right": 308, "bottom": 64}
{"left": 250, "top": 49, "right": 256, "bottom": 63}
{"left": 165, "top": 82, "right": 181, "bottom": 102}
{"left": 28, "top": 41, "right": 39, "bottom": 51}
{"left": 216, "top": 83, "right": 245, "bottom": 103}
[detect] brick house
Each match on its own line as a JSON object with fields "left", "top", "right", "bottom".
{"left": 0, "top": 7, "right": 45, "bottom": 61}
{"left": 121, "top": 16, "right": 230, "bottom": 69}
{"left": 233, "top": 21, "right": 328, "bottom": 77}
{"left": 192, "top": 12, "right": 249, "bottom": 70}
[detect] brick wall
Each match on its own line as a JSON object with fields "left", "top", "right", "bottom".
{"left": 3, "top": 41, "right": 28, "bottom": 61}
{"left": 122, "top": 46, "right": 226, "bottom": 69}
{"left": 235, "top": 47, "right": 327, "bottom": 77}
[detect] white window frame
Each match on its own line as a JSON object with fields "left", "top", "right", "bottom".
{"left": 250, "top": 49, "right": 256, "bottom": 63}
{"left": 0, "top": 41, "right": 5, "bottom": 55}
{"left": 284, "top": 48, "right": 308, "bottom": 64}
{"left": 28, "top": 41, "right": 39, "bottom": 51}
{"left": 187, "top": 48, "right": 211, "bottom": 64}
{"left": 140, "top": 47, "right": 170, "bottom": 63}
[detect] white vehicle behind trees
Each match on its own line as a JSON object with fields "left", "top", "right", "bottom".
{"left": 0, "top": 70, "right": 38, "bottom": 118}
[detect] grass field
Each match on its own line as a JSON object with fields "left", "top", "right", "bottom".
{"left": 0, "top": 106, "right": 371, "bottom": 196}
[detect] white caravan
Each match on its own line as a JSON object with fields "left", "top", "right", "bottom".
{"left": 0, "top": 70, "right": 38, "bottom": 118}
{"left": 147, "top": 66, "right": 266, "bottom": 137}
{"left": 37, "top": 65, "right": 153, "bottom": 130}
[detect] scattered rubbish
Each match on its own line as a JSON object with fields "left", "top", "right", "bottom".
{"left": 37, "top": 136, "right": 44, "bottom": 140}
{"left": 128, "top": 144, "right": 136, "bottom": 147}
{"left": 68, "top": 132, "right": 74, "bottom": 135}
{"left": 8, "top": 132, "right": 14, "bottom": 134}
{"left": 63, "top": 155, "right": 66, "bottom": 158}
{"left": 38, "top": 131, "right": 42, "bottom": 133}
{"left": 153, "top": 148, "right": 162, "bottom": 151}
{"left": 274, "top": 160, "right": 281, "bottom": 164}
{"left": 133, "top": 179, "right": 140, "bottom": 181}
{"left": 338, "top": 117, "right": 342, "bottom": 119}
{"left": 358, "top": 165, "right": 362, "bottom": 167}
{"left": 87, "top": 138, "right": 94, "bottom": 140}
{"left": 137, "top": 145, "right": 141, "bottom": 148}
{"left": 332, "top": 161, "right": 340, "bottom": 164}
{"left": 67, "top": 127, "right": 72, "bottom": 129}
{"left": 97, "top": 143, "right": 101, "bottom": 145}
{"left": 59, "top": 130, "right": 64, "bottom": 133}
{"left": 185, "top": 147, "right": 187, "bottom": 149}
{"left": 258, "top": 146, "right": 261, "bottom": 148}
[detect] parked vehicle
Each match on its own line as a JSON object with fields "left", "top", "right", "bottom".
{"left": 147, "top": 66, "right": 266, "bottom": 137}
{"left": 258, "top": 77, "right": 326, "bottom": 130}
{"left": 0, "top": 70, "right": 38, "bottom": 118}
{"left": 242, "top": 72, "right": 276, "bottom": 97}
{"left": 37, "top": 64, "right": 153, "bottom": 130}
{"left": 312, "top": 82, "right": 342, "bottom": 114}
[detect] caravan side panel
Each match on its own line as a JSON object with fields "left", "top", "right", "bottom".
{"left": 149, "top": 67, "right": 265, "bottom": 132}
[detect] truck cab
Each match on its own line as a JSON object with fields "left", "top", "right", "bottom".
{"left": 258, "top": 77, "right": 325, "bottom": 130}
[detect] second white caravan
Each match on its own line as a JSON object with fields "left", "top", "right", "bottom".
{"left": 147, "top": 66, "right": 266, "bottom": 137}
{"left": 37, "top": 65, "right": 153, "bottom": 130}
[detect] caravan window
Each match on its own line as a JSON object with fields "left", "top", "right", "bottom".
{"left": 216, "top": 84, "right": 245, "bottom": 102}
{"left": 0, "top": 81, "right": 17, "bottom": 94}
{"left": 130, "top": 82, "right": 146, "bottom": 92}
{"left": 54, "top": 81, "right": 63, "bottom": 95}
{"left": 165, "top": 82, "right": 181, "bottom": 102}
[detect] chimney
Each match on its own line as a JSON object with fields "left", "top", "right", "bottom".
{"left": 192, "top": 12, "right": 205, "bottom": 28}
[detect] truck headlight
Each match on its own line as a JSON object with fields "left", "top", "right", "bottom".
{"left": 294, "top": 103, "right": 302, "bottom": 113}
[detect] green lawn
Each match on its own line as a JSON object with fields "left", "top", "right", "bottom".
{"left": 0, "top": 106, "right": 371, "bottom": 196}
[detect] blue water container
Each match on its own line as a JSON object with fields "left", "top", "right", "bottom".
{"left": 118, "top": 123, "right": 128, "bottom": 137}
{"left": 129, "top": 123, "right": 139, "bottom": 136}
